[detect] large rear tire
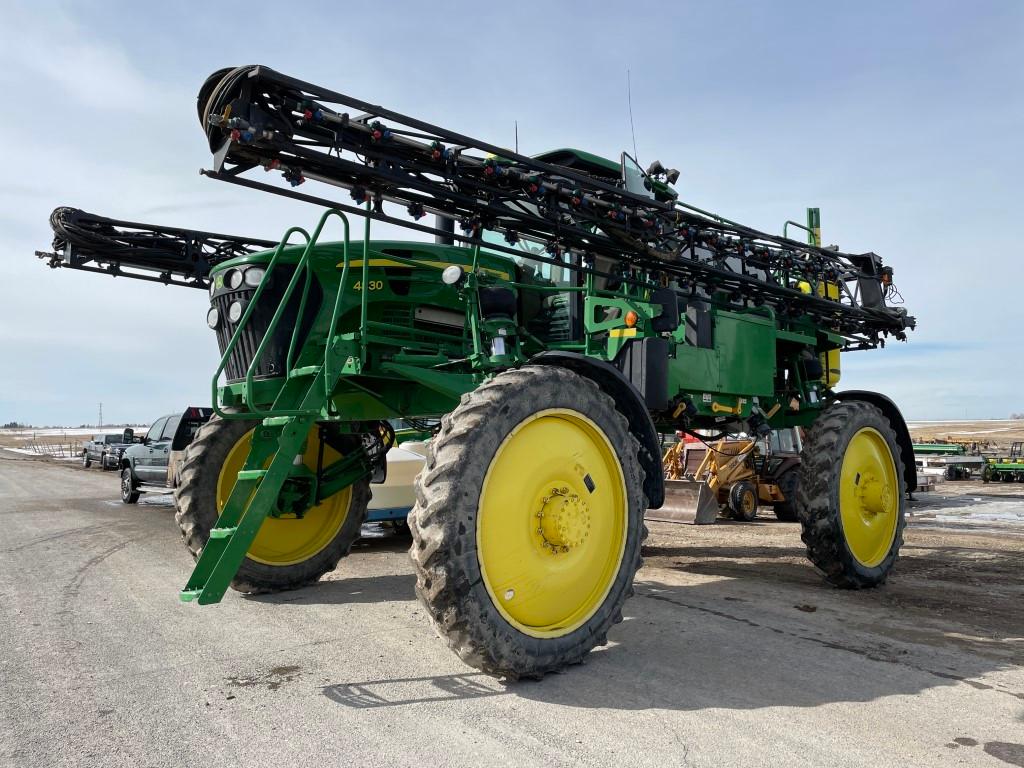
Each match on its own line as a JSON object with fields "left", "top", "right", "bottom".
{"left": 410, "top": 365, "right": 647, "bottom": 679}
{"left": 174, "top": 415, "right": 370, "bottom": 594}
{"left": 796, "top": 400, "right": 906, "bottom": 588}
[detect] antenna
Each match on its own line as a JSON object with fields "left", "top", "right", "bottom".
{"left": 514, "top": 120, "right": 519, "bottom": 154}
{"left": 627, "top": 69, "right": 639, "bottom": 163}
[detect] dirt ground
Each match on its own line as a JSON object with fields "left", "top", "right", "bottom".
{"left": 644, "top": 479, "right": 1024, "bottom": 665}
{"left": 2, "top": 449, "right": 1023, "bottom": 767}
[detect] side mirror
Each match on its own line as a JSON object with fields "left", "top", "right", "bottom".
{"left": 122, "top": 428, "right": 134, "bottom": 444}
{"left": 650, "top": 287, "right": 680, "bottom": 332}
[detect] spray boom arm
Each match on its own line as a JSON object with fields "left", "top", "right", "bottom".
{"left": 37, "top": 206, "right": 276, "bottom": 289}
{"left": 195, "top": 65, "right": 914, "bottom": 348}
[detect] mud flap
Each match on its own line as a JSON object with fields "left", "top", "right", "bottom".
{"left": 645, "top": 479, "right": 719, "bottom": 525}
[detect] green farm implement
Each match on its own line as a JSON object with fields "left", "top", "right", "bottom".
{"left": 39, "top": 65, "right": 916, "bottom": 678}
{"left": 984, "top": 442, "right": 1024, "bottom": 483}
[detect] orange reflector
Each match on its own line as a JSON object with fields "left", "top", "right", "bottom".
{"left": 625, "top": 310, "right": 638, "bottom": 328}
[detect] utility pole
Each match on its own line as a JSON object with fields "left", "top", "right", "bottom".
{"left": 98, "top": 402, "right": 103, "bottom": 429}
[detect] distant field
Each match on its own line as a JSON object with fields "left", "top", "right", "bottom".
{"left": 0, "top": 426, "right": 141, "bottom": 459}
{"left": 906, "top": 419, "right": 1024, "bottom": 448}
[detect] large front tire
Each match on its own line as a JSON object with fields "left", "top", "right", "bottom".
{"left": 174, "top": 416, "right": 370, "bottom": 594}
{"left": 410, "top": 365, "right": 647, "bottom": 679}
{"left": 796, "top": 400, "right": 906, "bottom": 588}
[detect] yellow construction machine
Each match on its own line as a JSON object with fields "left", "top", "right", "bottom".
{"left": 650, "top": 430, "right": 802, "bottom": 524}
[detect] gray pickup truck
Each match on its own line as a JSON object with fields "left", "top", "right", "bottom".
{"left": 82, "top": 433, "right": 133, "bottom": 470}
{"left": 119, "top": 408, "right": 213, "bottom": 503}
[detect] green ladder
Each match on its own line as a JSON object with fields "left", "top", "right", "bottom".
{"left": 182, "top": 208, "right": 359, "bottom": 605}
{"left": 180, "top": 364, "right": 331, "bottom": 604}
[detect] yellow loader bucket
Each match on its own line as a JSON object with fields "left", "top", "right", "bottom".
{"left": 646, "top": 478, "right": 719, "bottom": 525}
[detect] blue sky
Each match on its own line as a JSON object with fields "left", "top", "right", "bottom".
{"left": 1, "top": 0, "right": 1021, "bottom": 425}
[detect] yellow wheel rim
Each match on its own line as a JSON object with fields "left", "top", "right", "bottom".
{"left": 217, "top": 427, "right": 353, "bottom": 566}
{"left": 740, "top": 488, "right": 756, "bottom": 515}
{"left": 839, "top": 427, "right": 899, "bottom": 568}
{"left": 476, "top": 409, "right": 628, "bottom": 639}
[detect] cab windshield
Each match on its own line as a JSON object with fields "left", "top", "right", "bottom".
{"left": 481, "top": 230, "right": 577, "bottom": 344}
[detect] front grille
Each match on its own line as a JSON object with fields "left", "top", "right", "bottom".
{"left": 212, "top": 268, "right": 323, "bottom": 382}
{"left": 379, "top": 306, "right": 413, "bottom": 337}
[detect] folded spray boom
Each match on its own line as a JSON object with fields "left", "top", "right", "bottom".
{"left": 196, "top": 65, "right": 913, "bottom": 348}
{"left": 37, "top": 206, "right": 276, "bottom": 289}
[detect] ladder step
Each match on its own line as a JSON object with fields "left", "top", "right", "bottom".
{"left": 237, "top": 469, "right": 268, "bottom": 481}
{"left": 289, "top": 365, "right": 322, "bottom": 378}
{"left": 262, "top": 416, "right": 292, "bottom": 426}
{"left": 208, "top": 526, "right": 237, "bottom": 539}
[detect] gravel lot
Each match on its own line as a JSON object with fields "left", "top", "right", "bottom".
{"left": 1, "top": 451, "right": 1022, "bottom": 768}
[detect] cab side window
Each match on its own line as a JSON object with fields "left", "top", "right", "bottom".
{"left": 146, "top": 417, "right": 168, "bottom": 443}
{"left": 161, "top": 415, "right": 181, "bottom": 442}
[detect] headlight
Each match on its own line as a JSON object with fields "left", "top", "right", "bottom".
{"left": 206, "top": 307, "right": 220, "bottom": 329}
{"left": 209, "top": 280, "right": 217, "bottom": 299}
{"left": 226, "top": 268, "right": 244, "bottom": 290}
{"left": 243, "top": 267, "right": 266, "bottom": 287}
{"left": 227, "top": 300, "right": 245, "bottom": 324}
{"left": 442, "top": 265, "right": 464, "bottom": 285}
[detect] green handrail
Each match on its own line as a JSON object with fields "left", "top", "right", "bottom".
{"left": 323, "top": 210, "right": 351, "bottom": 407}
{"left": 211, "top": 226, "right": 311, "bottom": 420}
{"left": 212, "top": 208, "right": 355, "bottom": 420}
{"left": 242, "top": 229, "right": 323, "bottom": 418}
{"left": 242, "top": 209, "right": 356, "bottom": 418}
{"left": 783, "top": 220, "right": 817, "bottom": 245}
{"left": 359, "top": 205, "right": 371, "bottom": 366}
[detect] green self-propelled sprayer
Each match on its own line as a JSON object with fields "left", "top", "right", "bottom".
{"left": 40, "top": 65, "right": 916, "bottom": 678}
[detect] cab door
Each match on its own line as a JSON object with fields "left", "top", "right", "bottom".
{"left": 89, "top": 435, "right": 103, "bottom": 461}
{"left": 136, "top": 417, "right": 168, "bottom": 482}
{"left": 155, "top": 415, "right": 181, "bottom": 486}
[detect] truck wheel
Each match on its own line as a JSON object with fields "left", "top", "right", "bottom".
{"left": 409, "top": 365, "right": 647, "bottom": 679}
{"left": 728, "top": 480, "right": 759, "bottom": 521}
{"left": 121, "top": 468, "right": 140, "bottom": 504}
{"left": 773, "top": 470, "right": 800, "bottom": 521}
{"left": 82, "top": 452, "right": 92, "bottom": 469}
{"left": 796, "top": 400, "right": 906, "bottom": 588}
{"left": 174, "top": 416, "right": 370, "bottom": 594}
